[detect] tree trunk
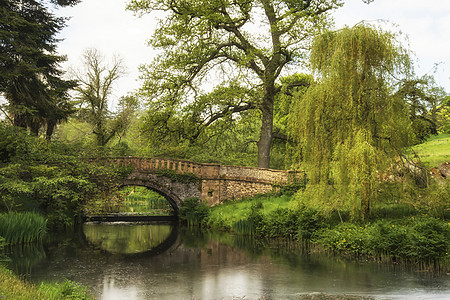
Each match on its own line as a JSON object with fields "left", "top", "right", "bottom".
{"left": 46, "top": 120, "right": 56, "bottom": 140}
{"left": 257, "top": 88, "right": 275, "bottom": 168}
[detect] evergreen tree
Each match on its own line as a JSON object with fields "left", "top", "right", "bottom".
{"left": 0, "top": 0, "right": 78, "bottom": 138}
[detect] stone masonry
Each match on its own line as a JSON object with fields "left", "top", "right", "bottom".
{"left": 108, "top": 157, "right": 304, "bottom": 210}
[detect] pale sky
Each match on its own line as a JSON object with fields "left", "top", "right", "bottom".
{"left": 53, "top": 0, "right": 450, "bottom": 106}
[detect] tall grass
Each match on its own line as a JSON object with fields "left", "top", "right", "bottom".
{"left": 0, "top": 212, "right": 47, "bottom": 245}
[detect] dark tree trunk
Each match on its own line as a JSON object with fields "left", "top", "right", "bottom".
{"left": 46, "top": 120, "right": 56, "bottom": 140}
{"left": 13, "top": 113, "right": 27, "bottom": 129}
{"left": 257, "top": 87, "right": 275, "bottom": 169}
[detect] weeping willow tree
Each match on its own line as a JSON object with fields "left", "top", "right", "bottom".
{"left": 290, "top": 24, "right": 414, "bottom": 219}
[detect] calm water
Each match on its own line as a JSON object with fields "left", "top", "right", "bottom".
{"left": 5, "top": 223, "right": 450, "bottom": 300}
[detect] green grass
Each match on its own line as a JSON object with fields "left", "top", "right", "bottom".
{"left": 412, "top": 133, "right": 450, "bottom": 167}
{"left": 0, "top": 265, "right": 93, "bottom": 299}
{"left": 0, "top": 212, "right": 47, "bottom": 245}
{"left": 207, "top": 194, "right": 293, "bottom": 230}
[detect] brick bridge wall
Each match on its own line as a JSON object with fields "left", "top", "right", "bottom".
{"left": 109, "top": 157, "right": 303, "bottom": 208}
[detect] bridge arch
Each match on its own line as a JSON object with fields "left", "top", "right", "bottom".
{"left": 120, "top": 180, "right": 182, "bottom": 214}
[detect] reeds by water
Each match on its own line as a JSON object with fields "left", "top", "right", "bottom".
{"left": 0, "top": 212, "right": 47, "bottom": 245}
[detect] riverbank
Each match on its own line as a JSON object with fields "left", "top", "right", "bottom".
{"left": 186, "top": 192, "right": 450, "bottom": 271}
{"left": 0, "top": 265, "right": 93, "bottom": 300}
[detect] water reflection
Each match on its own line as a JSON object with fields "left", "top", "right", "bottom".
{"left": 12, "top": 224, "right": 450, "bottom": 300}
{"left": 82, "top": 222, "right": 176, "bottom": 254}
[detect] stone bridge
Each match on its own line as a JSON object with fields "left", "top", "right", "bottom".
{"left": 108, "top": 157, "right": 303, "bottom": 211}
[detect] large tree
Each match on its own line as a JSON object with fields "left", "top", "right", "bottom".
{"left": 0, "top": 0, "right": 79, "bottom": 138}
{"left": 128, "top": 0, "right": 346, "bottom": 168}
{"left": 291, "top": 24, "right": 413, "bottom": 219}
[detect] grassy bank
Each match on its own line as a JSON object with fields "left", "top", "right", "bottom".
{"left": 183, "top": 193, "right": 449, "bottom": 270}
{"left": 0, "top": 265, "right": 93, "bottom": 300}
{"left": 412, "top": 133, "right": 450, "bottom": 167}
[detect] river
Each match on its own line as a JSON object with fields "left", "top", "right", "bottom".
{"left": 5, "top": 222, "right": 450, "bottom": 300}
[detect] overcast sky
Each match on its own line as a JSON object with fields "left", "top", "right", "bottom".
{"left": 53, "top": 0, "right": 450, "bottom": 106}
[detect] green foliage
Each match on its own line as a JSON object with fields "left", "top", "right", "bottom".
{"left": 0, "top": 0, "right": 77, "bottom": 137}
{"left": 290, "top": 24, "right": 414, "bottom": 219}
{"left": 316, "top": 217, "right": 450, "bottom": 264}
{"left": 0, "top": 265, "right": 93, "bottom": 300}
{"left": 296, "top": 208, "right": 324, "bottom": 241}
{"left": 317, "top": 223, "right": 369, "bottom": 257}
{"left": 258, "top": 208, "right": 301, "bottom": 238}
{"left": 206, "top": 192, "right": 449, "bottom": 265}
{"left": 179, "top": 198, "right": 209, "bottom": 227}
{"left": 119, "top": 186, "right": 173, "bottom": 215}
{"left": 438, "top": 95, "right": 450, "bottom": 133}
{"left": 38, "top": 279, "right": 93, "bottom": 300}
{"left": 0, "top": 124, "right": 131, "bottom": 229}
{"left": 128, "top": 0, "right": 341, "bottom": 168}
{"left": 0, "top": 212, "right": 47, "bottom": 245}
{"left": 0, "top": 124, "right": 32, "bottom": 163}
{"left": 155, "top": 169, "right": 200, "bottom": 184}
{"left": 395, "top": 76, "right": 446, "bottom": 143}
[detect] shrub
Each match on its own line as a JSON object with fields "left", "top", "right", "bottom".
{"left": 410, "top": 216, "right": 450, "bottom": 262}
{"left": 179, "top": 198, "right": 209, "bottom": 226}
{"left": 365, "top": 220, "right": 412, "bottom": 259}
{"left": 316, "top": 217, "right": 450, "bottom": 264}
{"left": 259, "top": 208, "right": 300, "bottom": 238}
{"left": 316, "top": 223, "right": 369, "bottom": 257}
{"left": 296, "top": 208, "right": 324, "bottom": 241}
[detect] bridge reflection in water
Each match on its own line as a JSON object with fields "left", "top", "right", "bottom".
{"left": 82, "top": 222, "right": 179, "bottom": 255}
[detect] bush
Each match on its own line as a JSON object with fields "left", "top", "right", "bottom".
{"left": 179, "top": 198, "right": 209, "bottom": 226}
{"left": 296, "top": 208, "right": 324, "bottom": 241}
{"left": 316, "top": 223, "right": 369, "bottom": 257}
{"left": 365, "top": 221, "right": 411, "bottom": 258}
{"left": 258, "top": 208, "right": 300, "bottom": 238}
{"left": 316, "top": 217, "right": 450, "bottom": 264}
{"left": 410, "top": 216, "right": 450, "bottom": 262}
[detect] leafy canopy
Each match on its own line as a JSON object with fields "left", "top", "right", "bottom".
{"left": 128, "top": 0, "right": 343, "bottom": 167}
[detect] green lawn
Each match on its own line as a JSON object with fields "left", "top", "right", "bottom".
{"left": 207, "top": 194, "right": 293, "bottom": 230}
{"left": 411, "top": 134, "right": 450, "bottom": 167}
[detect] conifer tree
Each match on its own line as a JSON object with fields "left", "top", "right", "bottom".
{"left": 0, "top": 0, "right": 78, "bottom": 137}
